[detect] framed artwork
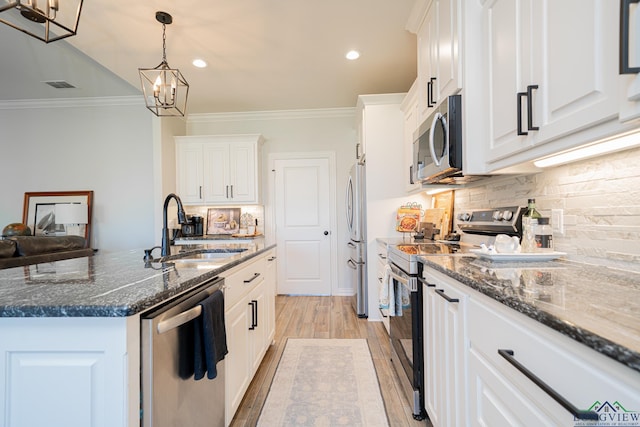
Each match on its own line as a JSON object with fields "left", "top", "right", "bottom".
{"left": 22, "top": 191, "right": 93, "bottom": 241}
{"left": 207, "top": 208, "right": 241, "bottom": 234}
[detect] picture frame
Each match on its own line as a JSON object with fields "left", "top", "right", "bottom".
{"left": 22, "top": 191, "right": 93, "bottom": 242}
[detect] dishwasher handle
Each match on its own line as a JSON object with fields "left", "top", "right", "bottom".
{"left": 157, "top": 305, "right": 202, "bottom": 334}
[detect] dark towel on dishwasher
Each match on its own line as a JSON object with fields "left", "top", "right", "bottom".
{"left": 194, "top": 289, "right": 228, "bottom": 380}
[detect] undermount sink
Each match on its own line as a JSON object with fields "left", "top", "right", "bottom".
{"left": 170, "top": 248, "right": 248, "bottom": 262}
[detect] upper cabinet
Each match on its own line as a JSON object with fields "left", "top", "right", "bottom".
{"left": 416, "top": 0, "right": 461, "bottom": 123}
{"left": 619, "top": 0, "right": 640, "bottom": 122}
{"left": 483, "top": 0, "right": 621, "bottom": 170}
{"left": 176, "top": 134, "right": 263, "bottom": 205}
{"left": 401, "top": 80, "right": 421, "bottom": 193}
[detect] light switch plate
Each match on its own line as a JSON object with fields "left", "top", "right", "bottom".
{"left": 551, "top": 209, "right": 564, "bottom": 235}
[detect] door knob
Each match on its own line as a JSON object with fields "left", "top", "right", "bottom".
{"left": 324, "top": 231, "right": 329, "bottom": 236}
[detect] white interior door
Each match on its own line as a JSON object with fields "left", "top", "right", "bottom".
{"left": 274, "top": 157, "right": 332, "bottom": 295}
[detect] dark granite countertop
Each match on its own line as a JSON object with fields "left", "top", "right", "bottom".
{"left": 0, "top": 241, "right": 275, "bottom": 318}
{"left": 418, "top": 255, "right": 640, "bottom": 372}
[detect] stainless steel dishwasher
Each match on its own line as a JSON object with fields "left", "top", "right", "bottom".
{"left": 141, "top": 276, "right": 225, "bottom": 427}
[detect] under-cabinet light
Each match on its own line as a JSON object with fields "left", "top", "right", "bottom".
{"left": 533, "top": 130, "right": 640, "bottom": 168}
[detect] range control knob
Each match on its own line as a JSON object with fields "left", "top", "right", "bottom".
{"left": 502, "top": 210, "right": 513, "bottom": 221}
{"left": 458, "top": 212, "right": 471, "bottom": 221}
{"left": 492, "top": 210, "right": 503, "bottom": 221}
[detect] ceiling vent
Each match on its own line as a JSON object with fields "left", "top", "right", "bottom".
{"left": 44, "top": 81, "right": 76, "bottom": 89}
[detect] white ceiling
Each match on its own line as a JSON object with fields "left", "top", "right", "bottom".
{"left": 0, "top": 0, "right": 418, "bottom": 114}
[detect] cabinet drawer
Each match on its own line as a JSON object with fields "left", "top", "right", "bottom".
{"left": 223, "top": 256, "right": 266, "bottom": 309}
{"left": 468, "top": 297, "right": 640, "bottom": 423}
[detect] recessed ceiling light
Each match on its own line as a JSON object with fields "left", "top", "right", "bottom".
{"left": 192, "top": 59, "right": 207, "bottom": 68}
{"left": 346, "top": 50, "right": 360, "bottom": 60}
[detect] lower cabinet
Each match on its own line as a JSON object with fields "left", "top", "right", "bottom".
{"left": 223, "top": 252, "right": 275, "bottom": 426}
{"left": 0, "top": 316, "right": 139, "bottom": 427}
{"left": 422, "top": 268, "right": 468, "bottom": 427}
{"left": 421, "top": 262, "right": 640, "bottom": 427}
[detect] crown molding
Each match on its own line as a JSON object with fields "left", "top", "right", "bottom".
{"left": 187, "top": 107, "right": 356, "bottom": 124}
{"left": 0, "top": 96, "right": 142, "bottom": 110}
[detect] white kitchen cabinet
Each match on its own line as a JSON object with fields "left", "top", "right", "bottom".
{"left": 422, "top": 268, "right": 468, "bottom": 427}
{"left": 467, "top": 288, "right": 640, "bottom": 426}
{"left": 223, "top": 253, "right": 272, "bottom": 426}
{"left": 619, "top": 0, "right": 640, "bottom": 122}
{"left": 0, "top": 316, "right": 139, "bottom": 427}
{"left": 265, "top": 248, "right": 277, "bottom": 345}
{"left": 483, "top": 0, "right": 620, "bottom": 169}
{"left": 175, "top": 134, "right": 263, "bottom": 205}
{"left": 401, "top": 80, "right": 421, "bottom": 193}
{"left": 416, "top": 0, "right": 461, "bottom": 123}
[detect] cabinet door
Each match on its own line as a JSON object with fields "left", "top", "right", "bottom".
{"left": 484, "top": 0, "right": 534, "bottom": 162}
{"left": 417, "top": 3, "right": 438, "bottom": 122}
{"left": 530, "top": 0, "right": 618, "bottom": 146}
{"left": 423, "top": 275, "right": 468, "bottom": 427}
{"left": 248, "top": 281, "right": 268, "bottom": 375}
{"left": 176, "top": 142, "right": 204, "bottom": 204}
{"left": 435, "top": 0, "right": 460, "bottom": 101}
{"left": 402, "top": 83, "right": 421, "bottom": 194}
{"left": 228, "top": 141, "right": 257, "bottom": 203}
{"left": 225, "top": 298, "right": 251, "bottom": 426}
{"left": 265, "top": 250, "right": 277, "bottom": 344}
{"left": 203, "top": 142, "right": 230, "bottom": 204}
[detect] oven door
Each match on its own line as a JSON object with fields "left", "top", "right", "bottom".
{"left": 388, "top": 262, "right": 425, "bottom": 420}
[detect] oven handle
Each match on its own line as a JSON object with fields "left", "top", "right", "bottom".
{"left": 389, "top": 270, "right": 409, "bottom": 285}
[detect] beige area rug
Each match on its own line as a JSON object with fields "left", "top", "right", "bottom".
{"left": 257, "top": 339, "right": 390, "bottom": 427}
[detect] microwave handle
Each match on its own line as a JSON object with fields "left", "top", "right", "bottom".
{"left": 429, "top": 112, "right": 447, "bottom": 167}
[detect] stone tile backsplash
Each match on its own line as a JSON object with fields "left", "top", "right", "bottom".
{"left": 454, "top": 147, "right": 640, "bottom": 269}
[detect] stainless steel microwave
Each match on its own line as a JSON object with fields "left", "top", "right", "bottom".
{"left": 412, "top": 95, "right": 463, "bottom": 185}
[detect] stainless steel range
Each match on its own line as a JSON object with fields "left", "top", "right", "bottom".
{"left": 387, "top": 206, "right": 524, "bottom": 421}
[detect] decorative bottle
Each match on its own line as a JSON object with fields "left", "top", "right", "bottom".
{"left": 521, "top": 199, "right": 542, "bottom": 253}
{"left": 534, "top": 217, "right": 553, "bottom": 252}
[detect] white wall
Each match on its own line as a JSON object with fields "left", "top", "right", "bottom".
{"left": 454, "top": 146, "right": 640, "bottom": 270}
{"left": 0, "top": 98, "right": 159, "bottom": 251}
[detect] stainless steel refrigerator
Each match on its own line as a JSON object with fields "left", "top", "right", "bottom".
{"left": 346, "top": 161, "right": 367, "bottom": 318}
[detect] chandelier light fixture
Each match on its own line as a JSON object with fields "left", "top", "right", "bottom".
{"left": 0, "top": 0, "right": 83, "bottom": 43}
{"left": 139, "top": 11, "right": 189, "bottom": 117}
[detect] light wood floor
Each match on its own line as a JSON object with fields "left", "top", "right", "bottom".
{"left": 230, "top": 296, "right": 431, "bottom": 427}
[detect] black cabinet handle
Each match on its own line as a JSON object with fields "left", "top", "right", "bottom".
{"left": 620, "top": 0, "right": 640, "bottom": 74}
{"left": 248, "top": 301, "right": 256, "bottom": 330}
{"left": 230, "top": 185, "right": 234, "bottom": 198}
{"left": 527, "top": 85, "right": 539, "bottom": 131}
{"left": 417, "top": 277, "right": 436, "bottom": 287}
{"left": 226, "top": 185, "right": 229, "bottom": 198}
{"left": 435, "top": 288, "right": 459, "bottom": 303}
{"left": 498, "top": 349, "right": 598, "bottom": 420}
{"left": 244, "top": 272, "right": 261, "bottom": 283}
{"left": 199, "top": 185, "right": 202, "bottom": 199}
{"left": 267, "top": 256, "right": 277, "bottom": 261}
{"left": 253, "top": 299, "right": 258, "bottom": 327}
{"left": 427, "top": 77, "right": 437, "bottom": 107}
{"left": 409, "top": 165, "right": 414, "bottom": 185}
{"left": 517, "top": 92, "right": 528, "bottom": 135}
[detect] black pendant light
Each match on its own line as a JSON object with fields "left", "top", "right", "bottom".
{"left": 139, "top": 11, "right": 189, "bottom": 117}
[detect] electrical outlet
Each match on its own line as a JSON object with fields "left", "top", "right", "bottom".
{"left": 551, "top": 209, "right": 564, "bottom": 235}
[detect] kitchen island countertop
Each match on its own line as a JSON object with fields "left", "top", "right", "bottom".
{"left": 418, "top": 255, "right": 640, "bottom": 373}
{"left": 0, "top": 241, "right": 275, "bottom": 318}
